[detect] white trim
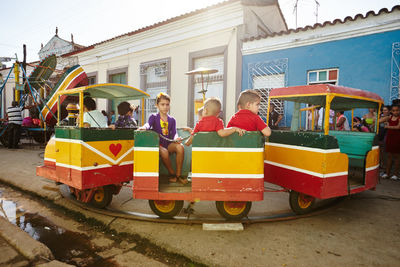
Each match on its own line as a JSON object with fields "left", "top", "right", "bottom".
{"left": 134, "top": 172, "right": 159, "bottom": 177}
{"left": 265, "top": 142, "right": 340, "bottom": 153}
{"left": 54, "top": 138, "right": 134, "bottom": 164}
{"left": 264, "top": 160, "right": 348, "bottom": 178}
{"left": 44, "top": 157, "right": 56, "bottom": 162}
{"left": 120, "top": 161, "right": 134, "bottom": 166}
{"left": 134, "top": 147, "right": 159, "bottom": 152}
{"left": 56, "top": 161, "right": 133, "bottom": 171}
{"left": 191, "top": 173, "right": 264, "bottom": 179}
{"left": 243, "top": 11, "right": 400, "bottom": 55}
{"left": 372, "top": 146, "right": 379, "bottom": 151}
{"left": 192, "top": 147, "right": 264, "bottom": 152}
{"left": 366, "top": 164, "right": 380, "bottom": 172}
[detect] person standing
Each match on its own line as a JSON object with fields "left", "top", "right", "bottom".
{"left": 6, "top": 101, "right": 30, "bottom": 149}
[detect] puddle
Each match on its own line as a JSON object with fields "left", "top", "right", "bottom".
{"left": 0, "top": 197, "right": 116, "bottom": 266}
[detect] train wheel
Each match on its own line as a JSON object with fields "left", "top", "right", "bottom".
{"left": 216, "top": 201, "right": 252, "bottom": 220}
{"left": 289, "top": 191, "right": 315, "bottom": 215}
{"left": 149, "top": 200, "right": 184, "bottom": 219}
{"left": 90, "top": 186, "right": 113, "bottom": 208}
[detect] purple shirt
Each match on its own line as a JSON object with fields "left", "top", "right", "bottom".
{"left": 144, "top": 113, "right": 178, "bottom": 148}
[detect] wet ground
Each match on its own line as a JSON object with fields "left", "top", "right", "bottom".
{"left": 0, "top": 184, "right": 202, "bottom": 266}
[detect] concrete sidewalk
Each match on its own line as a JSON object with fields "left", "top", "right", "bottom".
{"left": 1, "top": 147, "right": 400, "bottom": 266}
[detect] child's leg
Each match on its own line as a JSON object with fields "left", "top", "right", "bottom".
{"left": 393, "top": 153, "right": 400, "bottom": 176}
{"left": 168, "top": 143, "right": 184, "bottom": 177}
{"left": 159, "top": 145, "right": 175, "bottom": 177}
{"left": 386, "top": 152, "right": 393, "bottom": 176}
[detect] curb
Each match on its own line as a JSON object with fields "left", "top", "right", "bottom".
{"left": 0, "top": 215, "right": 54, "bottom": 262}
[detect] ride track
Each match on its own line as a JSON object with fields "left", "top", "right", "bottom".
{"left": 59, "top": 184, "right": 345, "bottom": 225}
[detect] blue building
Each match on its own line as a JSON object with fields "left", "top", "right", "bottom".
{"left": 241, "top": 5, "right": 400, "bottom": 126}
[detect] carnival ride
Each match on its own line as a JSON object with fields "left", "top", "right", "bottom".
{"left": 0, "top": 55, "right": 88, "bottom": 146}
{"left": 36, "top": 81, "right": 383, "bottom": 220}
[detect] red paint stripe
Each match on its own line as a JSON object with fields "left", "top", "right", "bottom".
{"left": 54, "top": 164, "right": 132, "bottom": 190}
{"left": 264, "top": 163, "right": 348, "bottom": 199}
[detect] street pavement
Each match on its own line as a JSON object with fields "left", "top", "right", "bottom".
{"left": 0, "top": 145, "right": 399, "bottom": 266}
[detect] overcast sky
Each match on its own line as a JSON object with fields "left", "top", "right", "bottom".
{"left": 1, "top": 0, "right": 398, "bottom": 65}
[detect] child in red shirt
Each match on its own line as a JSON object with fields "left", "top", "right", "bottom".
{"left": 227, "top": 90, "right": 271, "bottom": 136}
{"left": 185, "top": 97, "right": 244, "bottom": 146}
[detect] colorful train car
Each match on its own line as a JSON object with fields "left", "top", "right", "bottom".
{"left": 37, "top": 83, "right": 149, "bottom": 207}
{"left": 264, "top": 84, "right": 383, "bottom": 214}
{"left": 133, "top": 130, "right": 265, "bottom": 219}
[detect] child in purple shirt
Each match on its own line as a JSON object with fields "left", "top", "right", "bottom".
{"left": 140, "top": 93, "right": 186, "bottom": 184}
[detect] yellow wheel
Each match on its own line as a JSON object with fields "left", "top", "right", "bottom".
{"left": 289, "top": 191, "right": 315, "bottom": 215}
{"left": 216, "top": 201, "right": 252, "bottom": 220}
{"left": 90, "top": 186, "right": 113, "bottom": 208}
{"left": 149, "top": 200, "right": 184, "bottom": 218}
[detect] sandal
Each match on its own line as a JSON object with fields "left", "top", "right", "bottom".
{"left": 168, "top": 174, "right": 177, "bottom": 183}
{"left": 177, "top": 176, "right": 189, "bottom": 185}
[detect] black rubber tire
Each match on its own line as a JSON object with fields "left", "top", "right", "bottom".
{"left": 216, "top": 201, "right": 252, "bottom": 220}
{"left": 32, "top": 131, "right": 52, "bottom": 144}
{"left": 89, "top": 186, "right": 113, "bottom": 209}
{"left": 149, "top": 200, "right": 184, "bottom": 219}
{"left": 289, "top": 190, "right": 315, "bottom": 215}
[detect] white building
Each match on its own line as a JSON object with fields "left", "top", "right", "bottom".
{"left": 63, "top": 0, "right": 287, "bottom": 126}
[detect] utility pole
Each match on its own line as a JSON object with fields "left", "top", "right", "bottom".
{"left": 315, "top": 0, "right": 320, "bottom": 24}
{"left": 293, "top": 0, "right": 299, "bottom": 29}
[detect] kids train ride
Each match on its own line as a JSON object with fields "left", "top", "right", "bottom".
{"left": 37, "top": 83, "right": 383, "bottom": 219}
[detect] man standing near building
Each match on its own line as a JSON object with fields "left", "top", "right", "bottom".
{"left": 6, "top": 101, "right": 33, "bottom": 149}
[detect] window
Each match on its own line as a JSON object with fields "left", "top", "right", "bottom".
{"left": 87, "top": 76, "right": 96, "bottom": 85}
{"left": 252, "top": 73, "right": 285, "bottom": 123}
{"left": 188, "top": 46, "right": 227, "bottom": 127}
{"left": 140, "top": 58, "right": 170, "bottom": 124}
{"left": 107, "top": 67, "right": 128, "bottom": 114}
{"left": 308, "top": 68, "right": 339, "bottom": 85}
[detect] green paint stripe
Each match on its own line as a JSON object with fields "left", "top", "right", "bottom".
{"left": 55, "top": 127, "right": 135, "bottom": 141}
{"left": 268, "top": 130, "right": 339, "bottom": 149}
{"left": 134, "top": 131, "right": 159, "bottom": 147}
{"left": 192, "top": 132, "right": 264, "bottom": 148}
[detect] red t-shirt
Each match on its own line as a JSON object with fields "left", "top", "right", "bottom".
{"left": 227, "top": 109, "right": 267, "bottom": 131}
{"left": 192, "top": 116, "right": 224, "bottom": 134}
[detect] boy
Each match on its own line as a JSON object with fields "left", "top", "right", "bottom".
{"left": 185, "top": 97, "right": 244, "bottom": 146}
{"left": 227, "top": 90, "right": 271, "bottom": 136}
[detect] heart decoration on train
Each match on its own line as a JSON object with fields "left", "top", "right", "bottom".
{"left": 109, "top": 143, "right": 122, "bottom": 157}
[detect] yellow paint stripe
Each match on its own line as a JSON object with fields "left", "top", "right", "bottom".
{"left": 265, "top": 145, "right": 348, "bottom": 174}
{"left": 366, "top": 147, "right": 379, "bottom": 169}
{"left": 134, "top": 151, "right": 159, "bottom": 173}
{"left": 192, "top": 151, "right": 264, "bottom": 174}
{"left": 55, "top": 140, "right": 134, "bottom": 167}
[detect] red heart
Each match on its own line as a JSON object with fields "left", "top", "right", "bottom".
{"left": 109, "top": 143, "right": 122, "bottom": 157}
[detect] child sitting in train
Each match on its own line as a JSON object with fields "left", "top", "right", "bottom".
{"left": 114, "top": 101, "right": 137, "bottom": 128}
{"left": 227, "top": 89, "right": 271, "bottom": 136}
{"left": 139, "top": 93, "right": 187, "bottom": 184}
{"left": 185, "top": 97, "right": 245, "bottom": 146}
{"left": 83, "top": 97, "right": 108, "bottom": 128}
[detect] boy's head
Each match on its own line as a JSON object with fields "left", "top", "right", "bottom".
{"left": 203, "top": 97, "right": 221, "bottom": 117}
{"left": 197, "top": 106, "right": 204, "bottom": 120}
{"left": 83, "top": 97, "right": 96, "bottom": 111}
{"left": 237, "top": 90, "right": 261, "bottom": 114}
{"left": 118, "top": 101, "right": 133, "bottom": 116}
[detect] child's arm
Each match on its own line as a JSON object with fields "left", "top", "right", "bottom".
{"left": 217, "top": 127, "right": 245, "bottom": 137}
{"left": 185, "top": 135, "right": 193, "bottom": 146}
{"left": 385, "top": 119, "right": 400, "bottom": 129}
{"left": 261, "top": 126, "right": 271, "bottom": 137}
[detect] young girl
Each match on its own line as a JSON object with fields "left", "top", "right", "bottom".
{"left": 140, "top": 93, "right": 186, "bottom": 184}
{"left": 380, "top": 105, "right": 400, "bottom": 180}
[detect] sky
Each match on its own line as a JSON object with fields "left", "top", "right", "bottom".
{"left": 1, "top": 0, "right": 399, "bottom": 66}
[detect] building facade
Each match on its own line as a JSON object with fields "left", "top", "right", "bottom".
{"left": 242, "top": 5, "right": 400, "bottom": 125}
{"left": 63, "top": 0, "right": 287, "bottom": 126}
